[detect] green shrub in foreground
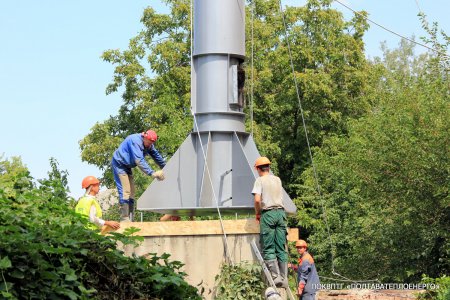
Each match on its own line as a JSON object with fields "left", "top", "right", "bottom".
{"left": 0, "top": 160, "right": 200, "bottom": 300}
{"left": 214, "top": 262, "right": 265, "bottom": 300}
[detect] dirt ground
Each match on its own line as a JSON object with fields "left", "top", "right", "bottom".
{"left": 317, "top": 289, "right": 424, "bottom": 300}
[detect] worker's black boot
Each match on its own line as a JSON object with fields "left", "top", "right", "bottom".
{"left": 120, "top": 203, "right": 130, "bottom": 222}
{"left": 266, "top": 260, "right": 282, "bottom": 287}
{"left": 278, "top": 261, "right": 288, "bottom": 288}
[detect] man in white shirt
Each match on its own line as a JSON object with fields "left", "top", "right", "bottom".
{"left": 252, "top": 157, "right": 288, "bottom": 287}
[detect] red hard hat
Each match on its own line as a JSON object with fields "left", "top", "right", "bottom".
{"left": 254, "top": 157, "right": 271, "bottom": 167}
{"left": 81, "top": 176, "right": 100, "bottom": 189}
{"left": 142, "top": 130, "right": 158, "bottom": 142}
{"left": 295, "top": 240, "right": 308, "bottom": 248}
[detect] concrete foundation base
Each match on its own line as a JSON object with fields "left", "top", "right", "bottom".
{"left": 116, "top": 219, "right": 297, "bottom": 299}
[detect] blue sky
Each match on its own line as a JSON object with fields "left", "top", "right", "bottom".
{"left": 0, "top": 0, "right": 448, "bottom": 198}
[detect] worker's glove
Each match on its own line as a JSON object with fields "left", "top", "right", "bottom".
{"left": 256, "top": 214, "right": 261, "bottom": 222}
{"left": 151, "top": 170, "right": 165, "bottom": 181}
{"left": 297, "top": 283, "right": 305, "bottom": 296}
{"left": 288, "top": 263, "right": 298, "bottom": 271}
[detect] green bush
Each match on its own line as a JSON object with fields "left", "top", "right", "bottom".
{"left": 417, "top": 275, "right": 450, "bottom": 300}
{"left": 0, "top": 157, "right": 200, "bottom": 300}
{"left": 214, "top": 262, "right": 265, "bottom": 300}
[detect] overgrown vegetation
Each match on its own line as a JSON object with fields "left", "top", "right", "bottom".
{"left": 299, "top": 32, "right": 449, "bottom": 282}
{"left": 0, "top": 157, "right": 200, "bottom": 299}
{"left": 214, "top": 262, "right": 265, "bottom": 299}
{"left": 418, "top": 275, "right": 450, "bottom": 300}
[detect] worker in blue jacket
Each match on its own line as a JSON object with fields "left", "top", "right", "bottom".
{"left": 112, "top": 130, "right": 166, "bottom": 222}
{"left": 291, "top": 240, "right": 320, "bottom": 300}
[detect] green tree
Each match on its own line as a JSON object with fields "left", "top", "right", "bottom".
{"left": 0, "top": 155, "right": 33, "bottom": 198}
{"left": 38, "top": 157, "right": 71, "bottom": 200}
{"left": 79, "top": 0, "right": 192, "bottom": 194}
{"left": 299, "top": 39, "right": 449, "bottom": 281}
{"left": 249, "top": 0, "right": 374, "bottom": 190}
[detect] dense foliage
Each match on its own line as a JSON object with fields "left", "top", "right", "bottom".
{"left": 214, "top": 262, "right": 265, "bottom": 300}
{"left": 299, "top": 39, "right": 449, "bottom": 281}
{"left": 0, "top": 157, "right": 200, "bottom": 299}
{"left": 79, "top": 0, "right": 449, "bottom": 284}
{"left": 419, "top": 275, "right": 450, "bottom": 300}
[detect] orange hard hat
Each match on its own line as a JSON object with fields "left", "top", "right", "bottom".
{"left": 81, "top": 176, "right": 100, "bottom": 189}
{"left": 142, "top": 130, "right": 158, "bottom": 142}
{"left": 254, "top": 156, "right": 271, "bottom": 168}
{"left": 295, "top": 240, "right": 308, "bottom": 248}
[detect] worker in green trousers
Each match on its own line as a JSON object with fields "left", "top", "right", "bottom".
{"left": 252, "top": 157, "right": 288, "bottom": 288}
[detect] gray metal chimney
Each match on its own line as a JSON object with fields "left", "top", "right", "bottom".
{"left": 137, "top": 0, "right": 296, "bottom": 216}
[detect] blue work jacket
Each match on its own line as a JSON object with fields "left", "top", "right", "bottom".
{"left": 112, "top": 133, "right": 165, "bottom": 175}
{"left": 298, "top": 251, "right": 320, "bottom": 294}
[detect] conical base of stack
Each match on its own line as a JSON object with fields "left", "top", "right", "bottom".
{"left": 137, "top": 132, "right": 296, "bottom": 216}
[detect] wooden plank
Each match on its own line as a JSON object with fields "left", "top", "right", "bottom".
{"left": 287, "top": 228, "right": 299, "bottom": 242}
{"left": 114, "top": 219, "right": 299, "bottom": 239}
{"left": 116, "top": 219, "right": 260, "bottom": 236}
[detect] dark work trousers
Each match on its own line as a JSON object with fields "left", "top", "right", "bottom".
{"left": 260, "top": 208, "right": 288, "bottom": 262}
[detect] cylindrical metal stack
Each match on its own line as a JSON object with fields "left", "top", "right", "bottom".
{"left": 192, "top": 0, "right": 246, "bottom": 133}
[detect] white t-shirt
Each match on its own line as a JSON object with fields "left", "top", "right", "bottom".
{"left": 252, "top": 174, "right": 284, "bottom": 210}
{"left": 89, "top": 204, "right": 105, "bottom": 227}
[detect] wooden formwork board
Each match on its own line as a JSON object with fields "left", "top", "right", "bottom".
{"left": 115, "top": 219, "right": 299, "bottom": 240}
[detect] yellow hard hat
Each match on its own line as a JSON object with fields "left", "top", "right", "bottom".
{"left": 254, "top": 157, "right": 271, "bottom": 167}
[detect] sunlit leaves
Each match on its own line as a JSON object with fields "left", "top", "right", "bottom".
{"left": 299, "top": 40, "right": 449, "bottom": 281}
{"left": 0, "top": 157, "right": 201, "bottom": 299}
